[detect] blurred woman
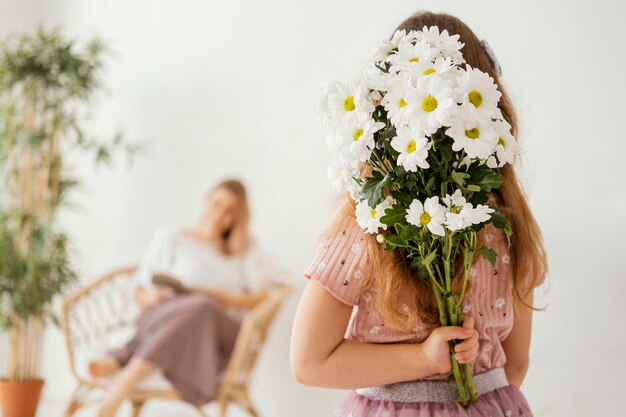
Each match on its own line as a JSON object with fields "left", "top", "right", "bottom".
{"left": 90, "top": 178, "right": 278, "bottom": 417}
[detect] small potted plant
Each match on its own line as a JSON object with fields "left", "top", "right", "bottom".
{"left": 0, "top": 26, "right": 136, "bottom": 417}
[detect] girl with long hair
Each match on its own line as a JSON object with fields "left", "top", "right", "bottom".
{"left": 291, "top": 11, "right": 549, "bottom": 417}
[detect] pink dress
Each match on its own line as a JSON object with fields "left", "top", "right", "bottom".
{"left": 302, "top": 196, "right": 545, "bottom": 417}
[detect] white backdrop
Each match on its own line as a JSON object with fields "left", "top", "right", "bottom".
{"left": 0, "top": 1, "right": 625, "bottom": 416}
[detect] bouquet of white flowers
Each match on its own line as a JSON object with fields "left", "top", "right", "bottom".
{"left": 319, "top": 26, "right": 521, "bottom": 406}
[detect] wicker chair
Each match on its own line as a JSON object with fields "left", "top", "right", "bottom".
{"left": 60, "top": 266, "right": 293, "bottom": 417}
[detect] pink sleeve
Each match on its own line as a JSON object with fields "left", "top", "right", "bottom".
{"left": 303, "top": 214, "right": 368, "bottom": 307}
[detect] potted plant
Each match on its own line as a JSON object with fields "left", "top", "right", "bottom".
{"left": 0, "top": 27, "right": 135, "bottom": 417}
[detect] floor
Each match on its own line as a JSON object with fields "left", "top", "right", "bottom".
{"left": 36, "top": 397, "right": 250, "bottom": 417}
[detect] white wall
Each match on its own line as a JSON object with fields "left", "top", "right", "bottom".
{"left": 1, "top": 0, "right": 624, "bottom": 416}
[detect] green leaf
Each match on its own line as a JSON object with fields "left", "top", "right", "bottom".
{"left": 380, "top": 204, "right": 407, "bottom": 227}
{"left": 421, "top": 250, "right": 437, "bottom": 267}
{"left": 362, "top": 172, "right": 393, "bottom": 207}
{"left": 467, "top": 165, "right": 502, "bottom": 192}
{"left": 450, "top": 170, "right": 470, "bottom": 187}
{"left": 478, "top": 245, "right": 497, "bottom": 266}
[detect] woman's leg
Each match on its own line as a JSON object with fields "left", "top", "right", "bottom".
{"left": 96, "top": 357, "right": 156, "bottom": 417}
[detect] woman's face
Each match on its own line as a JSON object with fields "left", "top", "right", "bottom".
{"left": 201, "top": 187, "right": 239, "bottom": 235}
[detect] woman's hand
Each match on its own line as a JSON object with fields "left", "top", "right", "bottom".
{"left": 134, "top": 286, "right": 176, "bottom": 309}
{"left": 207, "top": 288, "right": 233, "bottom": 308}
{"left": 420, "top": 315, "right": 479, "bottom": 374}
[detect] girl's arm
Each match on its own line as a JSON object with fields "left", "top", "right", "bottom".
{"left": 290, "top": 279, "right": 476, "bottom": 389}
{"left": 501, "top": 289, "right": 534, "bottom": 387}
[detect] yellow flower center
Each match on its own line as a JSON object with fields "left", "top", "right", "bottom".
{"left": 451, "top": 205, "right": 461, "bottom": 214}
{"left": 398, "top": 98, "right": 407, "bottom": 108}
{"left": 370, "top": 208, "right": 377, "bottom": 218}
{"left": 423, "top": 68, "right": 436, "bottom": 76}
{"left": 353, "top": 129, "right": 364, "bottom": 141}
{"left": 465, "top": 128, "right": 480, "bottom": 139}
{"left": 469, "top": 90, "right": 483, "bottom": 108}
{"left": 498, "top": 137, "right": 506, "bottom": 147}
{"left": 343, "top": 96, "right": 356, "bottom": 111}
{"left": 422, "top": 95, "right": 438, "bottom": 112}
{"left": 420, "top": 212, "right": 431, "bottom": 225}
{"left": 406, "top": 140, "right": 416, "bottom": 153}
{"left": 409, "top": 57, "right": 420, "bottom": 63}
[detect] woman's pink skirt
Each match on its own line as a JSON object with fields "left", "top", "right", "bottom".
{"left": 332, "top": 368, "right": 534, "bottom": 417}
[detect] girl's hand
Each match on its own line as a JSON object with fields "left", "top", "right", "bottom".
{"left": 420, "top": 315, "right": 479, "bottom": 375}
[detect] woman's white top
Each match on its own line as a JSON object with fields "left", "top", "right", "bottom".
{"left": 134, "top": 225, "right": 280, "bottom": 318}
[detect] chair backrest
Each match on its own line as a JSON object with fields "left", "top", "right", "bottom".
{"left": 218, "top": 283, "right": 293, "bottom": 396}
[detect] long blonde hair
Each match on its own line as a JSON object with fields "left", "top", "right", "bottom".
{"left": 320, "top": 11, "right": 549, "bottom": 335}
{"left": 208, "top": 178, "right": 251, "bottom": 256}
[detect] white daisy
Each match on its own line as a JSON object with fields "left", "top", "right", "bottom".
{"left": 355, "top": 197, "right": 393, "bottom": 234}
{"left": 456, "top": 66, "right": 502, "bottom": 117}
{"left": 420, "top": 25, "right": 465, "bottom": 64}
{"left": 445, "top": 202, "right": 494, "bottom": 231}
{"left": 388, "top": 39, "right": 437, "bottom": 76}
{"left": 361, "top": 61, "right": 394, "bottom": 93}
{"left": 467, "top": 204, "right": 495, "bottom": 224}
{"left": 442, "top": 189, "right": 467, "bottom": 211}
{"left": 327, "top": 157, "right": 359, "bottom": 197}
{"left": 381, "top": 80, "right": 418, "bottom": 127}
{"left": 390, "top": 125, "right": 432, "bottom": 171}
{"left": 338, "top": 119, "right": 386, "bottom": 162}
{"left": 406, "top": 196, "right": 446, "bottom": 236}
{"left": 410, "top": 75, "right": 457, "bottom": 135}
{"left": 326, "top": 79, "right": 374, "bottom": 126}
{"left": 493, "top": 119, "right": 521, "bottom": 167}
{"left": 446, "top": 106, "right": 498, "bottom": 159}
{"left": 419, "top": 56, "right": 457, "bottom": 80}
{"left": 371, "top": 29, "right": 418, "bottom": 62}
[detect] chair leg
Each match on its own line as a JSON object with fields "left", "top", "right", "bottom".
{"left": 195, "top": 405, "right": 209, "bottom": 417}
{"left": 241, "top": 400, "right": 259, "bottom": 417}
{"left": 63, "top": 384, "right": 88, "bottom": 417}
{"left": 130, "top": 399, "right": 146, "bottom": 417}
{"left": 217, "top": 398, "right": 229, "bottom": 417}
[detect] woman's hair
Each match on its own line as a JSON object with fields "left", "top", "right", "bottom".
{"left": 320, "top": 11, "right": 549, "bottom": 335}
{"left": 207, "top": 178, "right": 251, "bottom": 256}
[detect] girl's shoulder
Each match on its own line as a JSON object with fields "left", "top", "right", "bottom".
{"left": 303, "top": 214, "right": 368, "bottom": 307}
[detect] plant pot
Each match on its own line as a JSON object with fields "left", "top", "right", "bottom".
{"left": 0, "top": 378, "right": 45, "bottom": 417}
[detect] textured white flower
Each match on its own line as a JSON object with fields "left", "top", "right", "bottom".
{"left": 406, "top": 197, "right": 446, "bottom": 236}
{"left": 419, "top": 56, "right": 457, "bottom": 80}
{"left": 338, "top": 119, "right": 386, "bottom": 162}
{"left": 456, "top": 66, "right": 502, "bottom": 117}
{"left": 371, "top": 29, "right": 418, "bottom": 62}
{"left": 410, "top": 74, "right": 457, "bottom": 135}
{"left": 356, "top": 197, "right": 393, "bottom": 234}
{"left": 390, "top": 125, "right": 431, "bottom": 171}
{"left": 388, "top": 39, "right": 437, "bottom": 76}
{"left": 326, "top": 79, "right": 374, "bottom": 126}
{"left": 446, "top": 106, "right": 498, "bottom": 159}
{"left": 442, "top": 189, "right": 467, "bottom": 211}
{"left": 445, "top": 202, "right": 495, "bottom": 230}
{"left": 420, "top": 25, "right": 465, "bottom": 64}
{"left": 493, "top": 119, "right": 521, "bottom": 167}
{"left": 361, "top": 61, "right": 394, "bottom": 92}
{"left": 381, "top": 80, "right": 418, "bottom": 127}
{"left": 327, "top": 157, "right": 359, "bottom": 196}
